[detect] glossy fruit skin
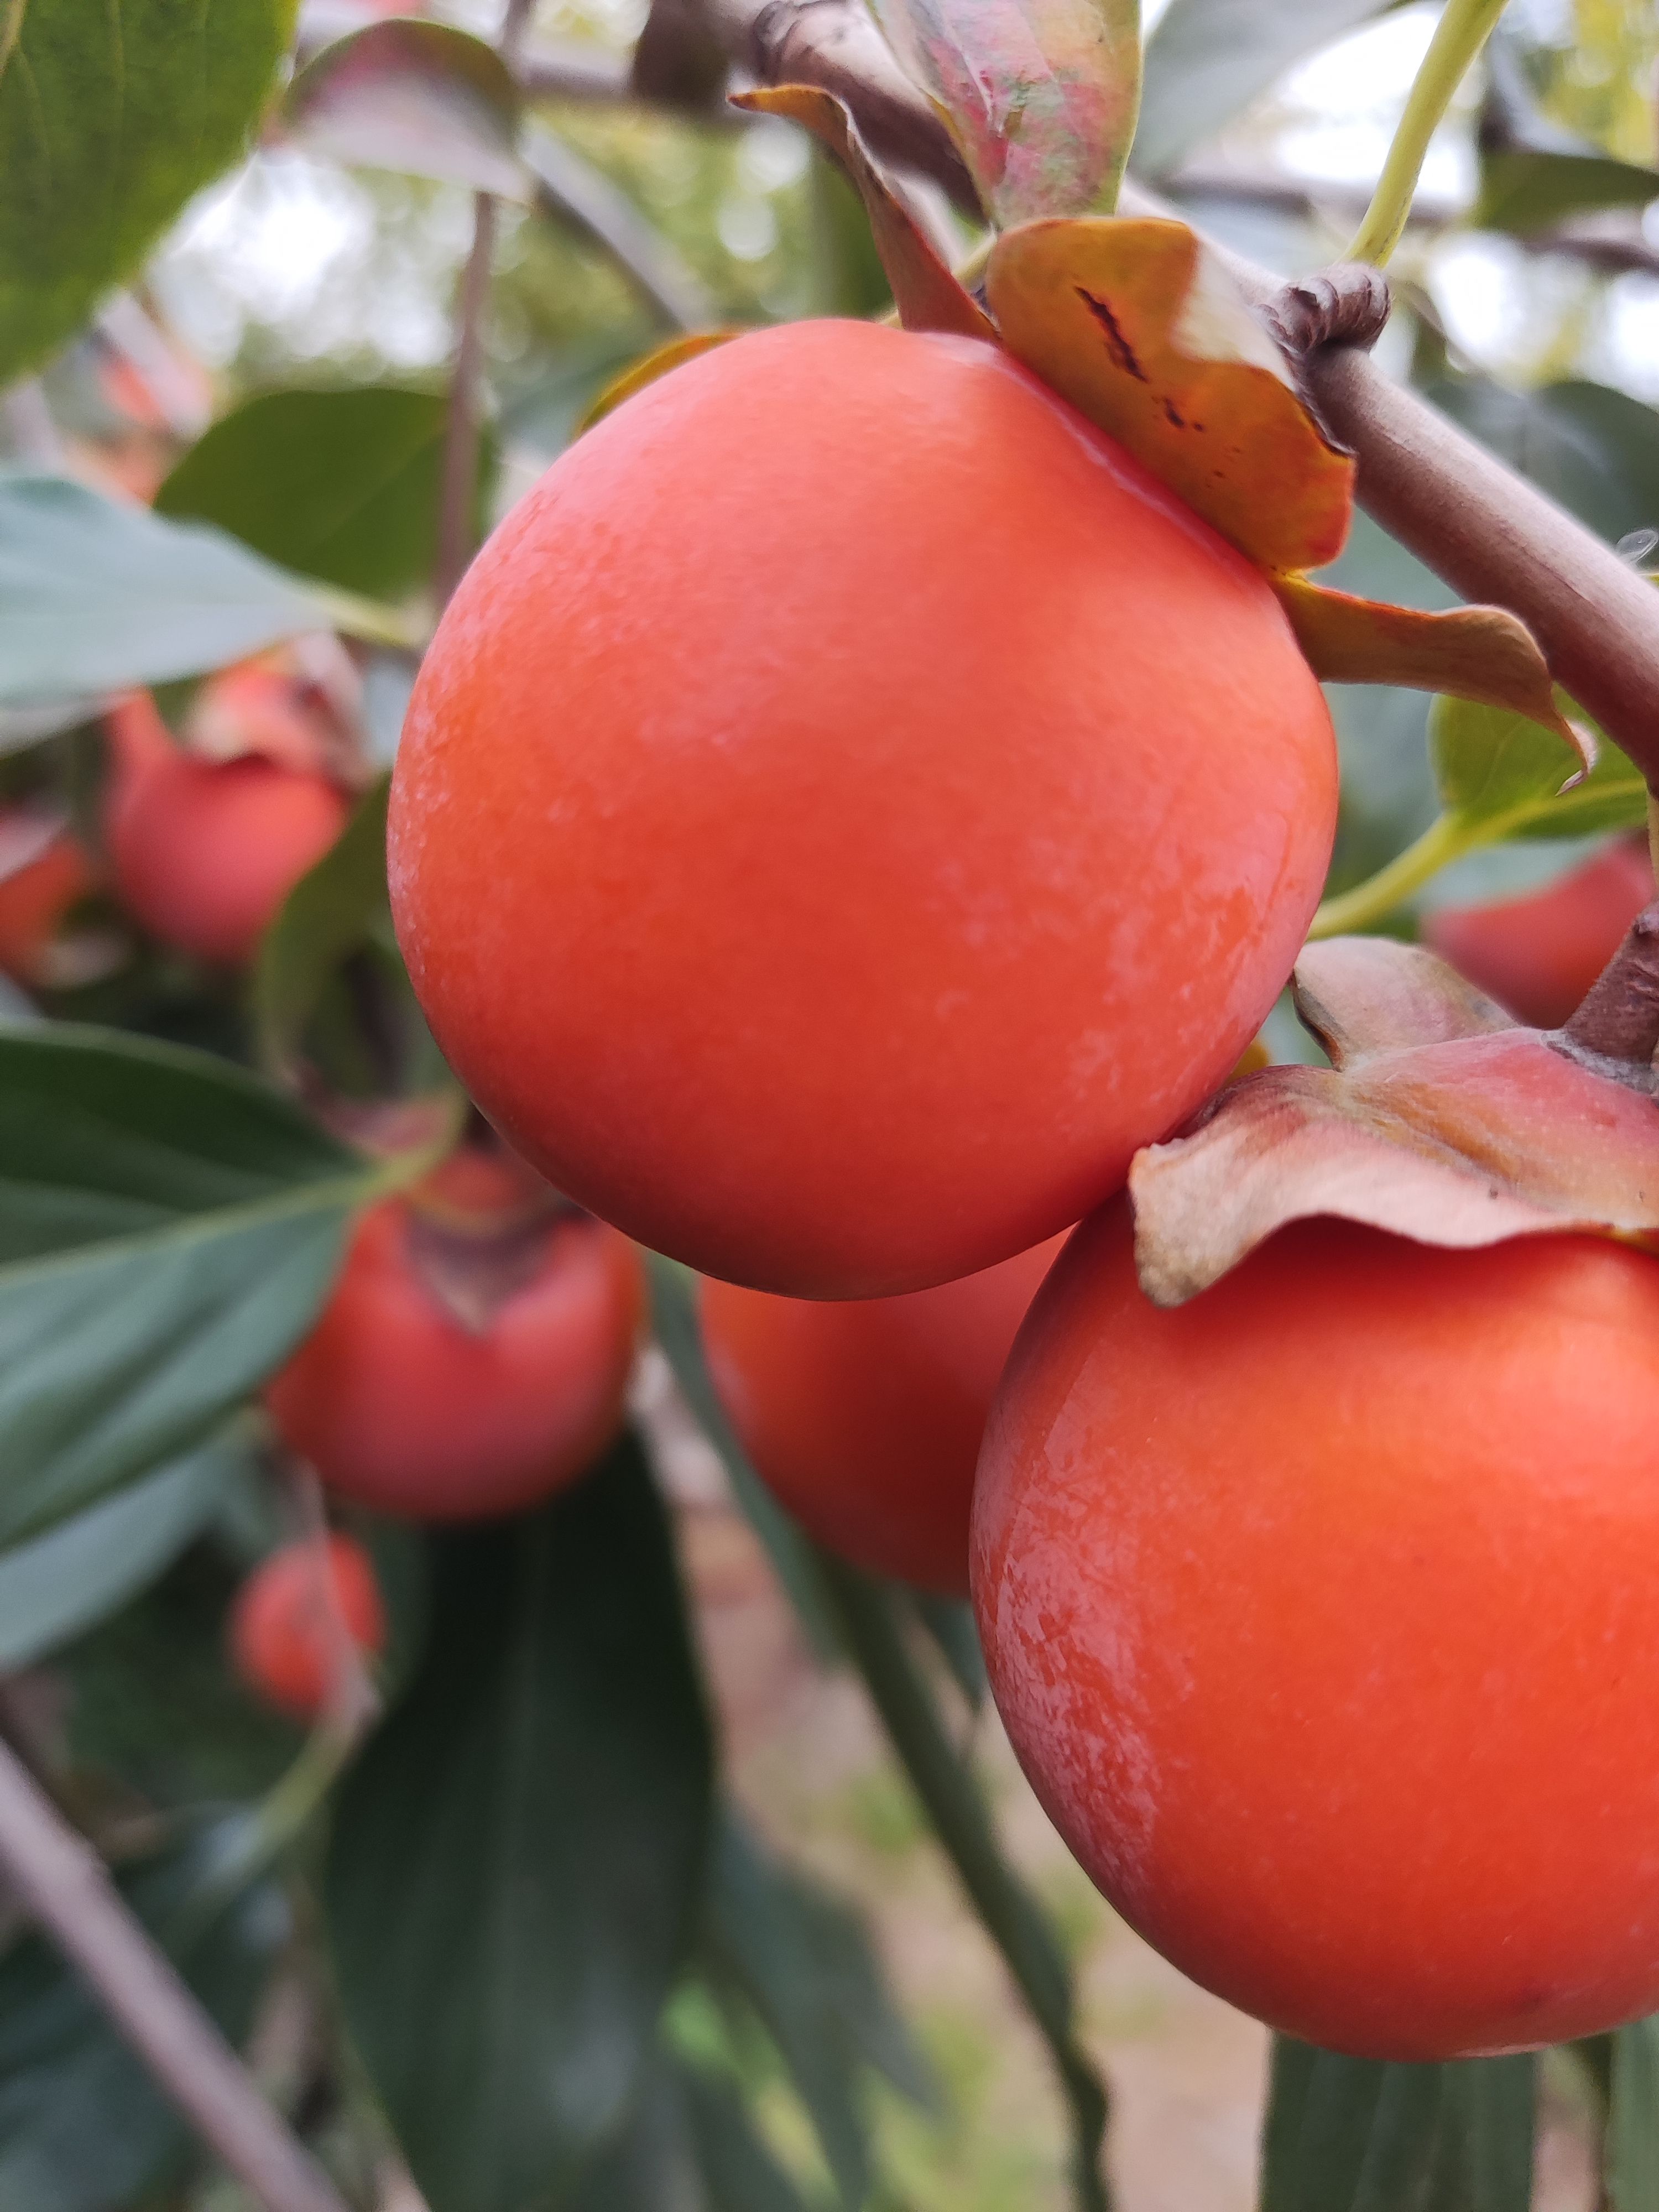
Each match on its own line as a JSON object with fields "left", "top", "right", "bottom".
{"left": 973, "top": 1199, "right": 1659, "bottom": 2060}
{"left": 230, "top": 1534, "right": 385, "bottom": 1721}
{"left": 265, "top": 1198, "right": 643, "bottom": 1520}
{"left": 0, "top": 817, "right": 94, "bottom": 981}
{"left": 1425, "top": 836, "right": 1653, "bottom": 1029}
{"left": 389, "top": 320, "right": 1338, "bottom": 1298}
{"left": 701, "top": 1235, "right": 1062, "bottom": 1595}
{"left": 105, "top": 693, "right": 347, "bottom": 967}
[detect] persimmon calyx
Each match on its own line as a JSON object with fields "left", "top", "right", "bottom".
{"left": 1129, "top": 926, "right": 1659, "bottom": 1308}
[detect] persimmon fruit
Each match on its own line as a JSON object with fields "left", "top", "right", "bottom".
{"left": 265, "top": 1160, "right": 643, "bottom": 1521}
{"left": 973, "top": 1198, "right": 1659, "bottom": 2059}
{"left": 389, "top": 320, "right": 1338, "bottom": 1297}
{"left": 0, "top": 812, "right": 95, "bottom": 983}
{"left": 1424, "top": 834, "right": 1653, "bottom": 1029}
{"left": 105, "top": 692, "right": 348, "bottom": 967}
{"left": 230, "top": 1533, "right": 385, "bottom": 1721}
{"left": 701, "top": 1234, "right": 1063, "bottom": 1595}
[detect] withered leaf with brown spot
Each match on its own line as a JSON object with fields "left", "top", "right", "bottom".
{"left": 1130, "top": 936, "right": 1659, "bottom": 1307}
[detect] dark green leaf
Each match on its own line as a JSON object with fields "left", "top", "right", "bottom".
{"left": 0, "top": 1023, "right": 371, "bottom": 1544}
{"left": 703, "top": 1807, "right": 934, "bottom": 2207}
{"left": 682, "top": 2065, "right": 809, "bottom": 2212}
{"left": 907, "top": 1590, "right": 985, "bottom": 1708}
{"left": 0, "top": 1430, "right": 242, "bottom": 1670}
{"left": 0, "top": 0, "right": 294, "bottom": 383}
{"left": 1427, "top": 376, "right": 1659, "bottom": 549}
{"left": 0, "top": 475, "right": 350, "bottom": 709}
{"left": 1430, "top": 697, "right": 1646, "bottom": 840}
{"left": 156, "top": 387, "right": 498, "bottom": 601}
{"left": 1135, "top": 0, "right": 1396, "bottom": 175}
{"left": 561, "top": 2056, "right": 705, "bottom": 2212}
{"left": 646, "top": 1252, "right": 840, "bottom": 1662}
{"left": 254, "top": 774, "right": 390, "bottom": 1075}
{"left": 326, "top": 1434, "right": 714, "bottom": 2212}
{"left": 1260, "top": 2042, "right": 1533, "bottom": 2212}
{"left": 0, "top": 1814, "right": 290, "bottom": 2211}
{"left": 286, "top": 19, "right": 528, "bottom": 198}
{"left": 1475, "top": 145, "right": 1659, "bottom": 233}
{"left": 1610, "top": 2018, "right": 1659, "bottom": 2211}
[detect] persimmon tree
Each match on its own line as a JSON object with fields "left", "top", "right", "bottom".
{"left": 4, "top": 0, "right": 1659, "bottom": 2206}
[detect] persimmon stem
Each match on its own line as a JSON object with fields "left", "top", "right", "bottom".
{"left": 1558, "top": 903, "right": 1659, "bottom": 1078}
{"left": 1345, "top": 0, "right": 1510, "bottom": 267}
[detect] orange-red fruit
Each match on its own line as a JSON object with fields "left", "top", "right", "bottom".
{"left": 105, "top": 693, "right": 348, "bottom": 966}
{"left": 0, "top": 814, "right": 95, "bottom": 982}
{"left": 973, "top": 1199, "right": 1659, "bottom": 2060}
{"left": 229, "top": 1533, "right": 385, "bottom": 1721}
{"left": 701, "top": 1236, "right": 1062, "bottom": 1595}
{"left": 265, "top": 1194, "right": 643, "bottom": 1521}
{"left": 389, "top": 321, "right": 1338, "bottom": 1299}
{"left": 1424, "top": 836, "right": 1653, "bottom": 1029}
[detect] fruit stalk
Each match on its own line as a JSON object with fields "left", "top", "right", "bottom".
{"left": 0, "top": 1736, "right": 351, "bottom": 2212}
{"left": 1558, "top": 902, "right": 1659, "bottom": 1078}
{"left": 1345, "top": 0, "right": 1510, "bottom": 269}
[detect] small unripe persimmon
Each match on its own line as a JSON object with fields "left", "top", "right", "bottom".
{"left": 104, "top": 692, "right": 348, "bottom": 967}
{"left": 974, "top": 1198, "right": 1659, "bottom": 2060}
{"left": 389, "top": 320, "right": 1337, "bottom": 1298}
{"left": 230, "top": 1533, "right": 385, "bottom": 1721}
{"left": 0, "top": 813, "right": 95, "bottom": 983}
{"left": 1424, "top": 836, "right": 1653, "bottom": 1029}
{"left": 265, "top": 1164, "right": 644, "bottom": 1521}
{"left": 701, "top": 1238, "right": 1063, "bottom": 1595}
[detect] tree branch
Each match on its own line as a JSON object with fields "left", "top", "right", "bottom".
{"left": 0, "top": 1738, "right": 350, "bottom": 2212}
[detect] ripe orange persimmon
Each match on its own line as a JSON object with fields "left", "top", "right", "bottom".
{"left": 389, "top": 321, "right": 1338, "bottom": 1298}
{"left": 701, "top": 1237, "right": 1063, "bottom": 1594}
{"left": 973, "top": 1199, "right": 1659, "bottom": 2060}
{"left": 1425, "top": 835, "right": 1653, "bottom": 1029}
{"left": 265, "top": 1167, "right": 643, "bottom": 1521}
{"left": 105, "top": 692, "right": 348, "bottom": 967}
{"left": 230, "top": 1533, "right": 385, "bottom": 1721}
{"left": 0, "top": 812, "right": 95, "bottom": 983}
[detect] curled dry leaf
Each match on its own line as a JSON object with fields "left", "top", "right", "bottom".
{"left": 732, "top": 87, "right": 994, "bottom": 340}
{"left": 1271, "top": 577, "right": 1594, "bottom": 779}
{"left": 987, "top": 217, "right": 1355, "bottom": 572}
{"left": 867, "top": 0, "right": 1141, "bottom": 227}
{"left": 1130, "top": 933, "right": 1659, "bottom": 1307}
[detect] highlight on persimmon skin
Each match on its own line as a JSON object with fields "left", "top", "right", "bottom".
{"left": 389, "top": 319, "right": 1339, "bottom": 1300}
{"left": 1423, "top": 834, "right": 1654, "bottom": 1029}
{"left": 0, "top": 812, "right": 96, "bottom": 984}
{"left": 103, "top": 691, "right": 348, "bottom": 968}
{"left": 973, "top": 1198, "right": 1659, "bottom": 2062}
{"left": 700, "top": 1235, "right": 1063, "bottom": 1596}
{"left": 264, "top": 1161, "right": 644, "bottom": 1522}
{"left": 230, "top": 1533, "right": 385, "bottom": 1722}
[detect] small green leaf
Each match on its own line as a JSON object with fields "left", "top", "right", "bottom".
{"left": 1610, "top": 2018, "right": 1659, "bottom": 2212}
{"left": 1260, "top": 2042, "right": 1534, "bottom": 2212}
{"left": 286, "top": 18, "right": 529, "bottom": 198}
{"left": 1135, "top": 0, "right": 1394, "bottom": 176}
{"left": 0, "top": 1430, "right": 242, "bottom": 1670}
{"left": 1430, "top": 697, "right": 1647, "bottom": 842}
{"left": 0, "top": 1024, "right": 371, "bottom": 1545}
{"left": 0, "top": 0, "right": 295, "bottom": 383}
{"left": 0, "top": 1815, "right": 290, "bottom": 2212}
{"left": 156, "top": 388, "right": 498, "bottom": 602}
{"left": 869, "top": 0, "right": 1142, "bottom": 223}
{"left": 326, "top": 1435, "right": 714, "bottom": 2212}
{"left": 0, "top": 475, "right": 375, "bottom": 710}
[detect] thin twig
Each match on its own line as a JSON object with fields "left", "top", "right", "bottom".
{"left": 0, "top": 1737, "right": 351, "bottom": 2212}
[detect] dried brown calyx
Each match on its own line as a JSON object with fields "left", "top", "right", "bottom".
{"left": 1130, "top": 911, "right": 1659, "bottom": 1308}
{"left": 404, "top": 1138, "right": 583, "bottom": 1333}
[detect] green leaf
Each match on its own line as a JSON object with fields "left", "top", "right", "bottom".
{"left": 1430, "top": 697, "right": 1647, "bottom": 842}
{"left": 1610, "top": 2018, "right": 1659, "bottom": 2212}
{"left": 0, "top": 1814, "right": 290, "bottom": 2212}
{"left": 156, "top": 386, "right": 499, "bottom": 602}
{"left": 0, "top": 0, "right": 295, "bottom": 384}
{"left": 0, "top": 474, "right": 380, "bottom": 711}
{"left": 813, "top": 1552, "right": 1110, "bottom": 2212}
{"left": 1475, "top": 145, "right": 1659, "bottom": 233}
{"left": 1135, "top": 0, "right": 1396, "bottom": 176}
{"left": 0, "top": 1022, "right": 372, "bottom": 1545}
{"left": 326, "top": 1434, "right": 714, "bottom": 2212}
{"left": 0, "top": 1430, "right": 242, "bottom": 1670}
{"left": 1426, "top": 375, "right": 1659, "bottom": 550}
{"left": 682, "top": 2065, "right": 810, "bottom": 2212}
{"left": 645, "top": 1251, "right": 841, "bottom": 1662}
{"left": 868, "top": 0, "right": 1142, "bottom": 224}
{"left": 254, "top": 773, "right": 390, "bottom": 1075}
{"left": 1260, "top": 2042, "right": 1534, "bottom": 2212}
{"left": 703, "top": 1807, "right": 935, "bottom": 2208}
{"left": 286, "top": 18, "right": 529, "bottom": 199}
